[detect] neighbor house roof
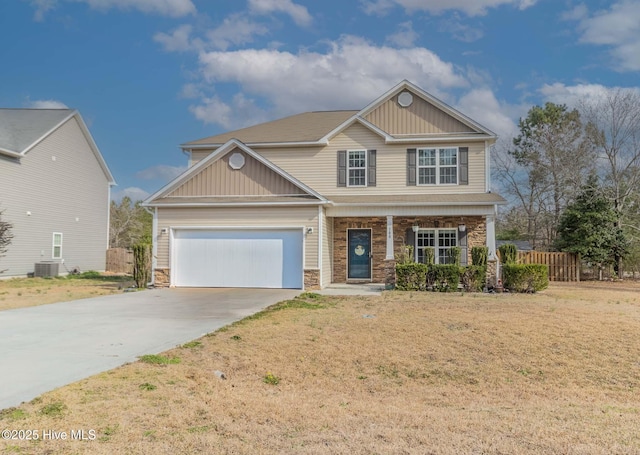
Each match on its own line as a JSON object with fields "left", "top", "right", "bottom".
{"left": 184, "top": 110, "right": 358, "bottom": 147}
{"left": 0, "top": 108, "right": 116, "bottom": 184}
{"left": 0, "top": 109, "right": 74, "bottom": 156}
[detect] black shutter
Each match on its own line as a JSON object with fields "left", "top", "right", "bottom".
{"left": 367, "top": 149, "right": 376, "bottom": 187}
{"left": 337, "top": 150, "right": 347, "bottom": 187}
{"left": 458, "top": 228, "right": 468, "bottom": 266}
{"left": 407, "top": 148, "right": 416, "bottom": 186}
{"left": 406, "top": 228, "right": 416, "bottom": 262}
{"left": 459, "top": 147, "right": 468, "bottom": 185}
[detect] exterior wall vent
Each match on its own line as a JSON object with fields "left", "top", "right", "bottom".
{"left": 34, "top": 262, "right": 59, "bottom": 277}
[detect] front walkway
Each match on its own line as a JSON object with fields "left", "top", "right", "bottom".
{"left": 316, "top": 283, "right": 385, "bottom": 296}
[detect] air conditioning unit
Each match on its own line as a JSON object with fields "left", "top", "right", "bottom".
{"left": 34, "top": 262, "right": 59, "bottom": 277}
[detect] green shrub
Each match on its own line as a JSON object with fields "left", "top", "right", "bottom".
{"left": 423, "top": 248, "right": 435, "bottom": 265}
{"left": 132, "top": 243, "right": 151, "bottom": 288}
{"left": 502, "top": 264, "right": 548, "bottom": 293}
{"left": 448, "top": 246, "right": 462, "bottom": 266}
{"left": 471, "top": 246, "right": 488, "bottom": 266}
{"left": 427, "top": 264, "right": 461, "bottom": 292}
{"left": 460, "top": 265, "right": 487, "bottom": 292}
{"left": 395, "top": 245, "right": 414, "bottom": 265}
{"left": 395, "top": 263, "right": 427, "bottom": 291}
{"left": 498, "top": 243, "right": 518, "bottom": 264}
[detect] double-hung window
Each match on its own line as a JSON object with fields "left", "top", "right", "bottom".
{"left": 416, "top": 229, "right": 457, "bottom": 264}
{"left": 52, "top": 233, "right": 63, "bottom": 259}
{"left": 348, "top": 150, "right": 367, "bottom": 187}
{"left": 417, "top": 147, "right": 458, "bottom": 185}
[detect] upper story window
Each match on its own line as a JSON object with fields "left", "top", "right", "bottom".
{"left": 348, "top": 150, "right": 367, "bottom": 187}
{"left": 407, "top": 147, "right": 468, "bottom": 186}
{"left": 337, "top": 150, "right": 377, "bottom": 187}
{"left": 418, "top": 147, "right": 457, "bottom": 185}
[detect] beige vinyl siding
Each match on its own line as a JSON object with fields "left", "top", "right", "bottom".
{"left": 156, "top": 206, "right": 319, "bottom": 269}
{"left": 189, "top": 150, "right": 212, "bottom": 166}
{"left": 0, "top": 117, "right": 110, "bottom": 276}
{"left": 259, "top": 123, "right": 486, "bottom": 195}
{"left": 169, "top": 150, "right": 306, "bottom": 197}
{"left": 364, "top": 95, "right": 475, "bottom": 135}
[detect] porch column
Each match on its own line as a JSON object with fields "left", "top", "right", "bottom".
{"left": 486, "top": 214, "right": 497, "bottom": 260}
{"left": 386, "top": 215, "right": 394, "bottom": 260}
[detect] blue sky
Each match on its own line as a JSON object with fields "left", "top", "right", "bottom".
{"left": 2, "top": 0, "right": 639, "bottom": 201}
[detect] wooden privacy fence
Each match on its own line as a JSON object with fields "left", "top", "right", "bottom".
{"left": 106, "top": 248, "right": 133, "bottom": 274}
{"left": 516, "top": 251, "right": 579, "bottom": 282}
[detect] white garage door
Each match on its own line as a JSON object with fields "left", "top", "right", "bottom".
{"left": 172, "top": 229, "right": 303, "bottom": 289}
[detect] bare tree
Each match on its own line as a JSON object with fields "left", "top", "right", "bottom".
{"left": 581, "top": 88, "right": 640, "bottom": 275}
{"left": 0, "top": 209, "right": 13, "bottom": 274}
{"left": 109, "top": 197, "right": 152, "bottom": 248}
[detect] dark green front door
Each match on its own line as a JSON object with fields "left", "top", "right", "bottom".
{"left": 348, "top": 229, "right": 371, "bottom": 279}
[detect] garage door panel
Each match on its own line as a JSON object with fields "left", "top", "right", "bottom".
{"left": 173, "top": 229, "right": 302, "bottom": 289}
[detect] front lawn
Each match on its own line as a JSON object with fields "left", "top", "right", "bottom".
{"left": 0, "top": 273, "right": 134, "bottom": 311}
{"left": 1, "top": 282, "right": 639, "bottom": 454}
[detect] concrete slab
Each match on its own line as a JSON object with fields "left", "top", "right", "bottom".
{"left": 0, "top": 288, "right": 299, "bottom": 410}
{"left": 316, "top": 283, "right": 384, "bottom": 296}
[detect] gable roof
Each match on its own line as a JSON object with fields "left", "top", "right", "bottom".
{"left": 184, "top": 111, "right": 358, "bottom": 148}
{"left": 181, "top": 80, "right": 497, "bottom": 150}
{"left": 0, "top": 108, "right": 115, "bottom": 184}
{"left": 144, "top": 139, "right": 327, "bottom": 206}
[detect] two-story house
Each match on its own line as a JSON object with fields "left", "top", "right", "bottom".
{"left": 0, "top": 109, "right": 115, "bottom": 277}
{"left": 143, "top": 80, "right": 506, "bottom": 289}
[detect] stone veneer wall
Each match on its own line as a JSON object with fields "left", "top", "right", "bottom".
{"left": 304, "top": 269, "right": 320, "bottom": 290}
{"left": 332, "top": 216, "right": 486, "bottom": 284}
{"left": 154, "top": 268, "right": 170, "bottom": 288}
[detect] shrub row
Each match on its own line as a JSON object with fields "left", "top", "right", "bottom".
{"left": 396, "top": 264, "right": 487, "bottom": 292}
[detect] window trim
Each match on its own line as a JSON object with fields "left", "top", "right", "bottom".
{"left": 414, "top": 228, "right": 458, "bottom": 264}
{"left": 417, "top": 147, "right": 459, "bottom": 186}
{"left": 346, "top": 149, "right": 367, "bottom": 187}
{"left": 52, "top": 232, "right": 63, "bottom": 259}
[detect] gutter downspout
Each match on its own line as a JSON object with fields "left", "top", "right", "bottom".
{"left": 144, "top": 206, "right": 157, "bottom": 287}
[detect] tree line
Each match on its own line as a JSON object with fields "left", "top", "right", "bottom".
{"left": 494, "top": 89, "right": 640, "bottom": 277}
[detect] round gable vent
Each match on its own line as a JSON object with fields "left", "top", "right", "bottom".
{"left": 398, "top": 91, "right": 413, "bottom": 107}
{"left": 228, "top": 152, "right": 245, "bottom": 170}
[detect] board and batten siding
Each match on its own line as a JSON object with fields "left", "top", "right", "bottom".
{"left": 170, "top": 150, "right": 306, "bottom": 197}
{"left": 156, "top": 206, "right": 319, "bottom": 270}
{"left": 258, "top": 123, "right": 486, "bottom": 195}
{"left": 0, "top": 117, "right": 110, "bottom": 276}
{"left": 364, "top": 94, "right": 475, "bottom": 135}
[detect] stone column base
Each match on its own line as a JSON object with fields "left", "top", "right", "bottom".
{"left": 304, "top": 269, "right": 320, "bottom": 290}
{"left": 384, "top": 259, "right": 396, "bottom": 289}
{"left": 154, "top": 268, "right": 170, "bottom": 288}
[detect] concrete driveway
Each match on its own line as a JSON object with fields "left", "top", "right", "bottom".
{"left": 0, "top": 288, "right": 299, "bottom": 410}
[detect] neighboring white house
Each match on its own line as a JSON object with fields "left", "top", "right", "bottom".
{"left": 0, "top": 109, "right": 116, "bottom": 277}
{"left": 144, "top": 80, "right": 506, "bottom": 289}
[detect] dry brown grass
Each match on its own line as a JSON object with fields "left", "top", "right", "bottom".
{"left": 2, "top": 282, "right": 640, "bottom": 454}
{"left": 0, "top": 275, "right": 134, "bottom": 311}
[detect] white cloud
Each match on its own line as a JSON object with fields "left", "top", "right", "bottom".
{"left": 386, "top": 21, "right": 419, "bottom": 48}
{"left": 29, "top": 0, "right": 57, "bottom": 21}
{"left": 206, "top": 14, "right": 270, "bottom": 51}
{"left": 440, "top": 16, "right": 484, "bottom": 42}
{"left": 194, "top": 36, "right": 468, "bottom": 129}
{"left": 154, "top": 24, "right": 196, "bottom": 52}
{"left": 30, "top": 0, "right": 195, "bottom": 19}
{"left": 248, "top": 0, "right": 312, "bottom": 26}
{"left": 26, "top": 99, "right": 69, "bottom": 109}
{"left": 190, "top": 93, "right": 270, "bottom": 129}
{"left": 111, "top": 187, "right": 150, "bottom": 203}
{"left": 456, "top": 88, "right": 520, "bottom": 139}
{"left": 539, "top": 82, "right": 640, "bottom": 107}
{"left": 135, "top": 164, "right": 186, "bottom": 181}
{"left": 567, "top": 0, "right": 640, "bottom": 72}
{"left": 362, "top": 0, "right": 537, "bottom": 16}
